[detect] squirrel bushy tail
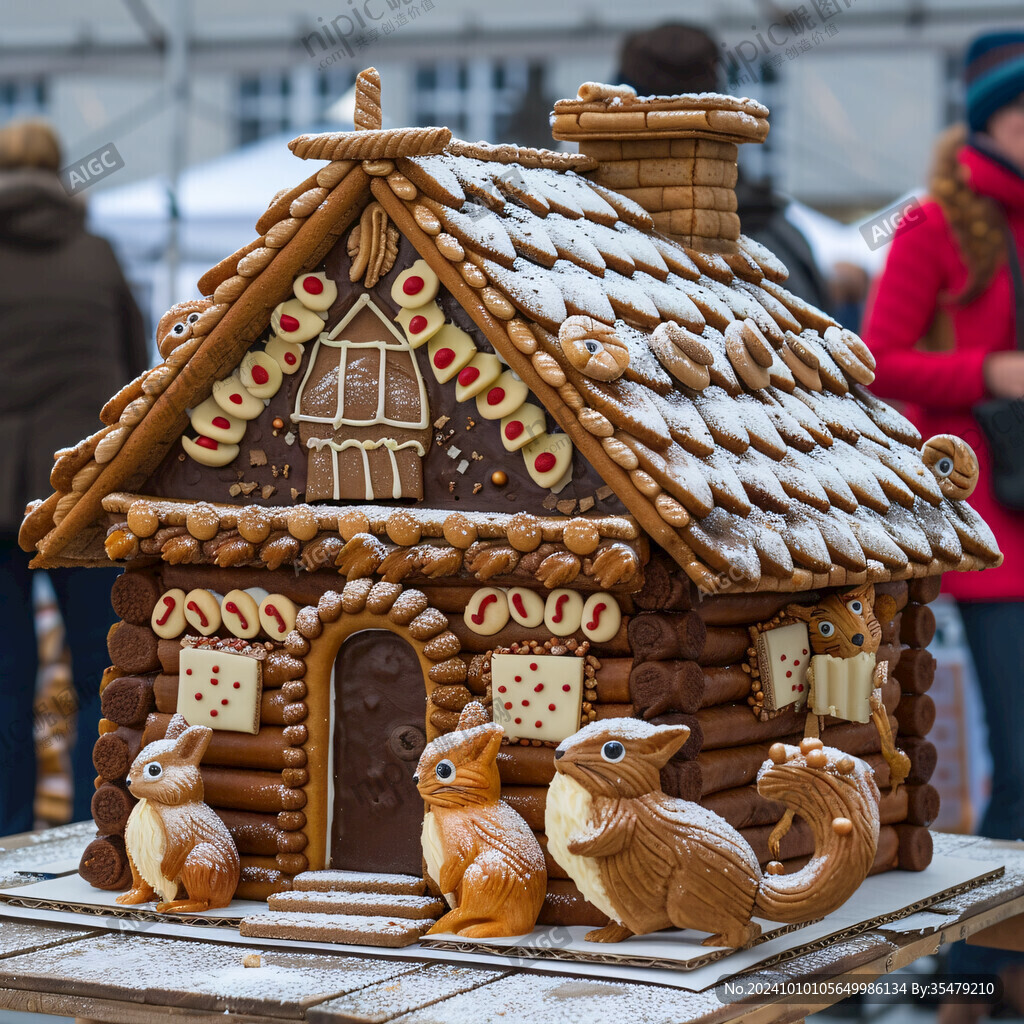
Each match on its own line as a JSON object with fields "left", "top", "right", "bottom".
{"left": 752, "top": 743, "right": 880, "bottom": 923}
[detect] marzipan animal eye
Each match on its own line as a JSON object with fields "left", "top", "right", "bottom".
{"left": 601, "top": 741, "right": 625, "bottom": 763}
{"left": 818, "top": 621, "right": 835, "bottom": 637}
{"left": 846, "top": 600, "right": 863, "bottom": 615}
{"left": 187, "top": 312, "right": 201, "bottom": 324}
{"left": 171, "top": 321, "right": 187, "bottom": 336}
{"left": 435, "top": 758, "right": 456, "bottom": 783}
{"left": 145, "top": 761, "right": 163, "bottom": 779}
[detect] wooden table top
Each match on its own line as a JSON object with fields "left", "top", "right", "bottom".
{"left": 0, "top": 825, "right": 1022, "bottom": 1024}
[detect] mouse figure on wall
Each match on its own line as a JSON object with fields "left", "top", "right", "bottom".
{"left": 545, "top": 718, "right": 880, "bottom": 948}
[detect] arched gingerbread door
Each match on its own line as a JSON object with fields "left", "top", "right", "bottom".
{"left": 331, "top": 630, "right": 426, "bottom": 874}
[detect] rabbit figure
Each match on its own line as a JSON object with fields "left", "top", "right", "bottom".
{"left": 414, "top": 701, "right": 546, "bottom": 938}
{"left": 116, "top": 713, "right": 239, "bottom": 913}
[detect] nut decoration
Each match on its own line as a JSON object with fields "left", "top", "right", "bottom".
{"left": 649, "top": 321, "right": 713, "bottom": 391}
{"left": 559, "top": 315, "right": 630, "bottom": 382}
{"left": 922, "top": 433, "right": 980, "bottom": 500}
{"left": 725, "top": 319, "right": 772, "bottom": 390}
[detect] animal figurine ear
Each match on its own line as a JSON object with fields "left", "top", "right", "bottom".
{"left": 173, "top": 724, "right": 213, "bottom": 764}
{"left": 458, "top": 701, "right": 490, "bottom": 731}
{"left": 649, "top": 724, "right": 691, "bottom": 767}
{"left": 873, "top": 593, "right": 898, "bottom": 625}
{"left": 846, "top": 582, "right": 874, "bottom": 606}
{"left": 469, "top": 723, "right": 504, "bottom": 765}
{"left": 785, "top": 602, "right": 813, "bottom": 622}
{"left": 164, "top": 713, "right": 190, "bottom": 741}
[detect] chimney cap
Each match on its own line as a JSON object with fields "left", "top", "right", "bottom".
{"left": 552, "top": 82, "right": 769, "bottom": 145}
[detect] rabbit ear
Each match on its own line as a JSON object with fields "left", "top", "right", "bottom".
{"left": 457, "top": 701, "right": 489, "bottom": 731}
{"left": 649, "top": 724, "right": 691, "bottom": 767}
{"left": 173, "top": 724, "right": 212, "bottom": 764}
{"left": 469, "top": 723, "right": 503, "bottom": 764}
{"left": 164, "top": 713, "right": 189, "bottom": 741}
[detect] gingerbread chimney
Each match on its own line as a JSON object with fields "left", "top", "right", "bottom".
{"left": 551, "top": 83, "right": 769, "bottom": 253}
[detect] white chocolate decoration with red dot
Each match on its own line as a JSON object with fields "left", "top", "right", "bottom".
{"left": 271, "top": 299, "right": 324, "bottom": 344}
{"left": 265, "top": 336, "right": 304, "bottom": 374}
{"left": 212, "top": 373, "right": 264, "bottom": 420}
{"left": 544, "top": 588, "right": 584, "bottom": 637}
{"left": 182, "top": 435, "right": 240, "bottom": 467}
{"left": 757, "top": 622, "right": 811, "bottom": 713}
{"left": 177, "top": 647, "right": 262, "bottom": 735}
{"left": 454, "top": 352, "right": 503, "bottom": 402}
{"left": 151, "top": 589, "right": 187, "bottom": 639}
{"left": 500, "top": 403, "right": 545, "bottom": 452}
{"left": 463, "top": 587, "right": 509, "bottom": 635}
{"left": 523, "top": 432, "right": 574, "bottom": 489}
{"left": 292, "top": 271, "right": 337, "bottom": 312}
{"left": 391, "top": 260, "right": 439, "bottom": 309}
{"left": 239, "top": 351, "right": 283, "bottom": 400}
{"left": 475, "top": 369, "right": 529, "bottom": 421}
{"left": 189, "top": 396, "right": 247, "bottom": 444}
{"left": 581, "top": 592, "right": 622, "bottom": 643}
{"left": 506, "top": 587, "right": 544, "bottom": 628}
{"left": 259, "top": 593, "right": 298, "bottom": 641}
{"left": 184, "top": 589, "right": 222, "bottom": 636}
{"left": 221, "top": 589, "right": 262, "bottom": 639}
{"left": 490, "top": 653, "right": 585, "bottom": 744}
{"left": 427, "top": 324, "right": 476, "bottom": 383}
{"left": 395, "top": 301, "right": 444, "bottom": 348}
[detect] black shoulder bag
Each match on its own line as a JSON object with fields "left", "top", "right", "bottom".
{"left": 971, "top": 222, "right": 1024, "bottom": 511}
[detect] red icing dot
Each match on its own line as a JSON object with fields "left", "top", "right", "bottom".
{"left": 802, "top": 649, "right": 808, "bottom": 655}
{"left": 535, "top": 721, "right": 543, "bottom": 729}
{"left": 194, "top": 693, "right": 202, "bottom": 700}
{"left": 251, "top": 365, "right": 270, "bottom": 385}
{"left": 798, "top": 683, "right": 804, "bottom": 692}
{"left": 284, "top": 350, "right": 298, "bottom": 366}
{"left": 780, "top": 654, "right": 787, "bottom": 662}
{"left": 221, "top": 699, "right": 229, "bottom": 706}
{"left": 213, "top": 666, "right": 219, "bottom": 673}
{"left": 433, "top": 347, "right": 456, "bottom": 369}
{"left": 302, "top": 276, "right": 323, "bottom": 294}
{"left": 562, "top": 684, "right": 571, "bottom": 692}
{"left": 534, "top": 683, "right": 544, "bottom": 692}
{"left": 794, "top": 659, "right": 800, "bottom": 666}
{"left": 514, "top": 717, "right": 522, "bottom": 724}
{"left": 195, "top": 436, "right": 218, "bottom": 450}
{"left": 486, "top": 387, "right": 505, "bottom": 406}
{"left": 185, "top": 669, "right": 192, "bottom": 676}
{"left": 498, "top": 685, "right": 507, "bottom": 693}
{"left": 210, "top": 678, "right": 219, "bottom": 686}
{"left": 229, "top": 392, "right": 243, "bottom": 404}
{"left": 530, "top": 663, "right": 538, "bottom": 671}
{"left": 786, "top": 671, "right": 792, "bottom": 678}
{"left": 212, "top": 416, "right": 230, "bottom": 430}
{"left": 279, "top": 313, "right": 300, "bottom": 332}
{"left": 504, "top": 420, "right": 523, "bottom": 440}
{"left": 504, "top": 701, "right": 513, "bottom": 710}
{"left": 458, "top": 366, "right": 479, "bottom": 386}
{"left": 233, "top": 681, "right": 240, "bottom": 689}
{"left": 548, "top": 703, "right": 556, "bottom": 711}
{"left": 514, "top": 676, "right": 521, "bottom": 683}
{"left": 522, "top": 700, "right": 530, "bottom": 707}
{"left": 403, "top": 275, "right": 425, "bottom": 295}
{"left": 534, "top": 452, "right": 556, "bottom": 474}
{"left": 210, "top": 709, "right": 218, "bottom": 717}
{"left": 409, "top": 314, "right": 428, "bottom": 334}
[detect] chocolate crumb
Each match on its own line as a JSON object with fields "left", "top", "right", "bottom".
{"left": 290, "top": 488, "right": 300, "bottom": 501}
{"left": 433, "top": 414, "right": 450, "bottom": 428}
{"left": 542, "top": 494, "right": 558, "bottom": 510}
{"left": 271, "top": 465, "right": 280, "bottom": 478}
{"left": 579, "top": 496, "right": 595, "bottom": 511}
{"left": 472, "top": 482, "right": 483, "bottom": 494}
{"left": 465, "top": 417, "right": 476, "bottom": 429}
{"left": 556, "top": 499, "right": 577, "bottom": 515}
{"left": 239, "top": 482, "right": 258, "bottom": 495}
{"left": 596, "top": 484, "right": 613, "bottom": 500}
{"left": 283, "top": 464, "right": 290, "bottom": 478}
{"left": 250, "top": 449, "right": 267, "bottom": 467}
{"left": 471, "top": 451, "right": 483, "bottom": 461}
{"left": 228, "top": 483, "right": 242, "bottom": 497}
{"left": 261, "top": 484, "right": 276, "bottom": 500}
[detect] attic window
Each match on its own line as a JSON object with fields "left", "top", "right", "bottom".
{"left": 293, "top": 294, "right": 431, "bottom": 502}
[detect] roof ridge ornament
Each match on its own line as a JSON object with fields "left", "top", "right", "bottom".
{"left": 354, "top": 67, "right": 382, "bottom": 132}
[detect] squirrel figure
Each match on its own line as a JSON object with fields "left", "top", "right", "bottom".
{"left": 116, "top": 713, "right": 239, "bottom": 913}
{"left": 414, "top": 701, "right": 546, "bottom": 938}
{"left": 546, "top": 719, "right": 879, "bottom": 948}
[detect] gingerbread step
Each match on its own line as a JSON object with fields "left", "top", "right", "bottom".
{"left": 291, "top": 869, "right": 426, "bottom": 895}
{"left": 268, "top": 889, "right": 445, "bottom": 919}
{"left": 239, "top": 911, "right": 435, "bottom": 947}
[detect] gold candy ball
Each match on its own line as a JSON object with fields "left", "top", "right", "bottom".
{"left": 491, "top": 470, "right": 508, "bottom": 486}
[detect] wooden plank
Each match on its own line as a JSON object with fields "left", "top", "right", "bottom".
{"left": 0, "top": 919, "right": 99, "bottom": 960}
{"left": 308, "top": 964, "right": 510, "bottom": 1023}
{"left": 0, "top": 932, "right": 430, "bottom": 1018}
{"left": 967, "top": 914, "right": 1024, "bottom": 952}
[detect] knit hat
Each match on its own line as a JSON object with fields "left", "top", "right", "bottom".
{"left": 965, "top": 31, "right": 1024, "bottom": 133}
{"left": 617, "top": 23, "right": 719, "bottom": 96}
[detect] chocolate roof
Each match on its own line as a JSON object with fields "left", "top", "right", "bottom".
{"left": 20, "top": 72, "right": 1001, "bottom": 593}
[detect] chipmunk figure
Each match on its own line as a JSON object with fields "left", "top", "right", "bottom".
{"left": 546, "top": 719, "right": 880, "bottom": 948}
{"left": 786, "top": 584, "right": 911, "bottom": 798}
{"left": 116, "top": 713, "right": 239, "bottom": 913}
{"left": 414, "top": 701, "right": 546, "bottom": 937}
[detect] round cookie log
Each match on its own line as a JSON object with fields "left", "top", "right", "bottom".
{"left": 537, "top": 879, "right": 608, "bottom": 928}
{"left": 143, "top": 713, "right": 297, "bottom": 771}
{"left": 79, "top": 834, "right": 131, "bottom": 891}
{"left": 157, "top": 638, "right": 181, "bottom": 675}
{"left": 237, "top": 872, "right": 292, "bottom": 902}
{"left": 215, "top": 809, "right": 307, "bottom": 857}
{"left": 894, "top": 694, "right": 936, "bottom": 737}
{"left": 701, "top": 665, "right": 754, "bottom": 707}
{"left": 593, "top": 657, "right": 632, "bottom": 703}
{"left": 537, "top": 834, "right": 570, "bottom": 881}
{"left": 904, "top": 783, "right": 941, "bottom": 826}
{"left": 501, "top": 786, "right": 547, "bottom": 831}
{"left": 92, "top": 726, "right": 143, "bottom": 782}
{"left": 100, "top": 674, "right": 156, "bottom": 727}
{"left": 110, "top": 572, "right": 161, "bottom": 626}
{"left": 628, "top": 611, "right": 706, "bottom": 662}
{"left": 629, "top": 659, "right": 705, "bottom": 717}
{"left": 107, "top": 622, "right": 160, "bottom": 674}
{"left": 660, "top": 758, "right": 703, "bottom": 801}
{"left": 894, "top": 648, "right": 936, "bottom": 695}
{"left": 692, "top": 590, "right": 819, "bottom": 627}
{"left": 701, "top": 625, "right": 750, "bottom": 666}
{"left": 632, "top": 555, "right": 695, "bottom": 611}
{"left": 895, "top": 824, "right": 933, "bottom": 871}
{"left": 902, "top": 736, "right": 938, "bottom": 785}
{"left": 900, "top": 604, "right": 937, "bottom": 648}
{"left": 91, "top": 781, "right": 135, "bottom": 834}
{"left": 646, "top": 712, "right": 703, "bottom": 759}
{"left": 200, "top": 767, "right": 305, "bottom": 813}
{"left": 497, "top": 745, "right": 557, "bottom": 786}
{"left": 908, "top": 575, "right": 943, "bottom": 604}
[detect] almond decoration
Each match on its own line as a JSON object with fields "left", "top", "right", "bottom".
{"left": 724, "top": 319, "right": 771, "bottom": 390}
{"left": 822, "top": 325, "right": 876, "bottom": 386}
{"left": 649, "top": 321, "right": 713, "bottom": 391}
{"left": 922, "top": 433, "right": 980, "bottom": 500}
{"left": 559, "top": 315, "right": 630, "bottom": 382}
{"left": 348, "top": 202, "right": 399, "bottom": 288}
{"left": 780, "top": 331, "right": 823, "bottom": 392}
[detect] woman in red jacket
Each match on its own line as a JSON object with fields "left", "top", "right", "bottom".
{"left": 862, "top": 32, "right": 1024, "bottom": 1015}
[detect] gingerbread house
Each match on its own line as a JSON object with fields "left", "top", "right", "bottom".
{"left": 20, "top": 70, "right": 1000, "bottom": 934}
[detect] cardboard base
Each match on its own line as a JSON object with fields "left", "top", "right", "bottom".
{"left": 0, "top": 853, "right": 1003, "bottom": 991}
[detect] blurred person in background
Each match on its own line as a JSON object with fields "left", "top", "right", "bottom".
{"left": 615, "top": 22, "right": 831, "bottom": 311}
{"left": 0, "top": 120, "right": 147, "bottom": 835}
{"left": 861, "top": 32, "right": 1024, "bottom": 1021}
